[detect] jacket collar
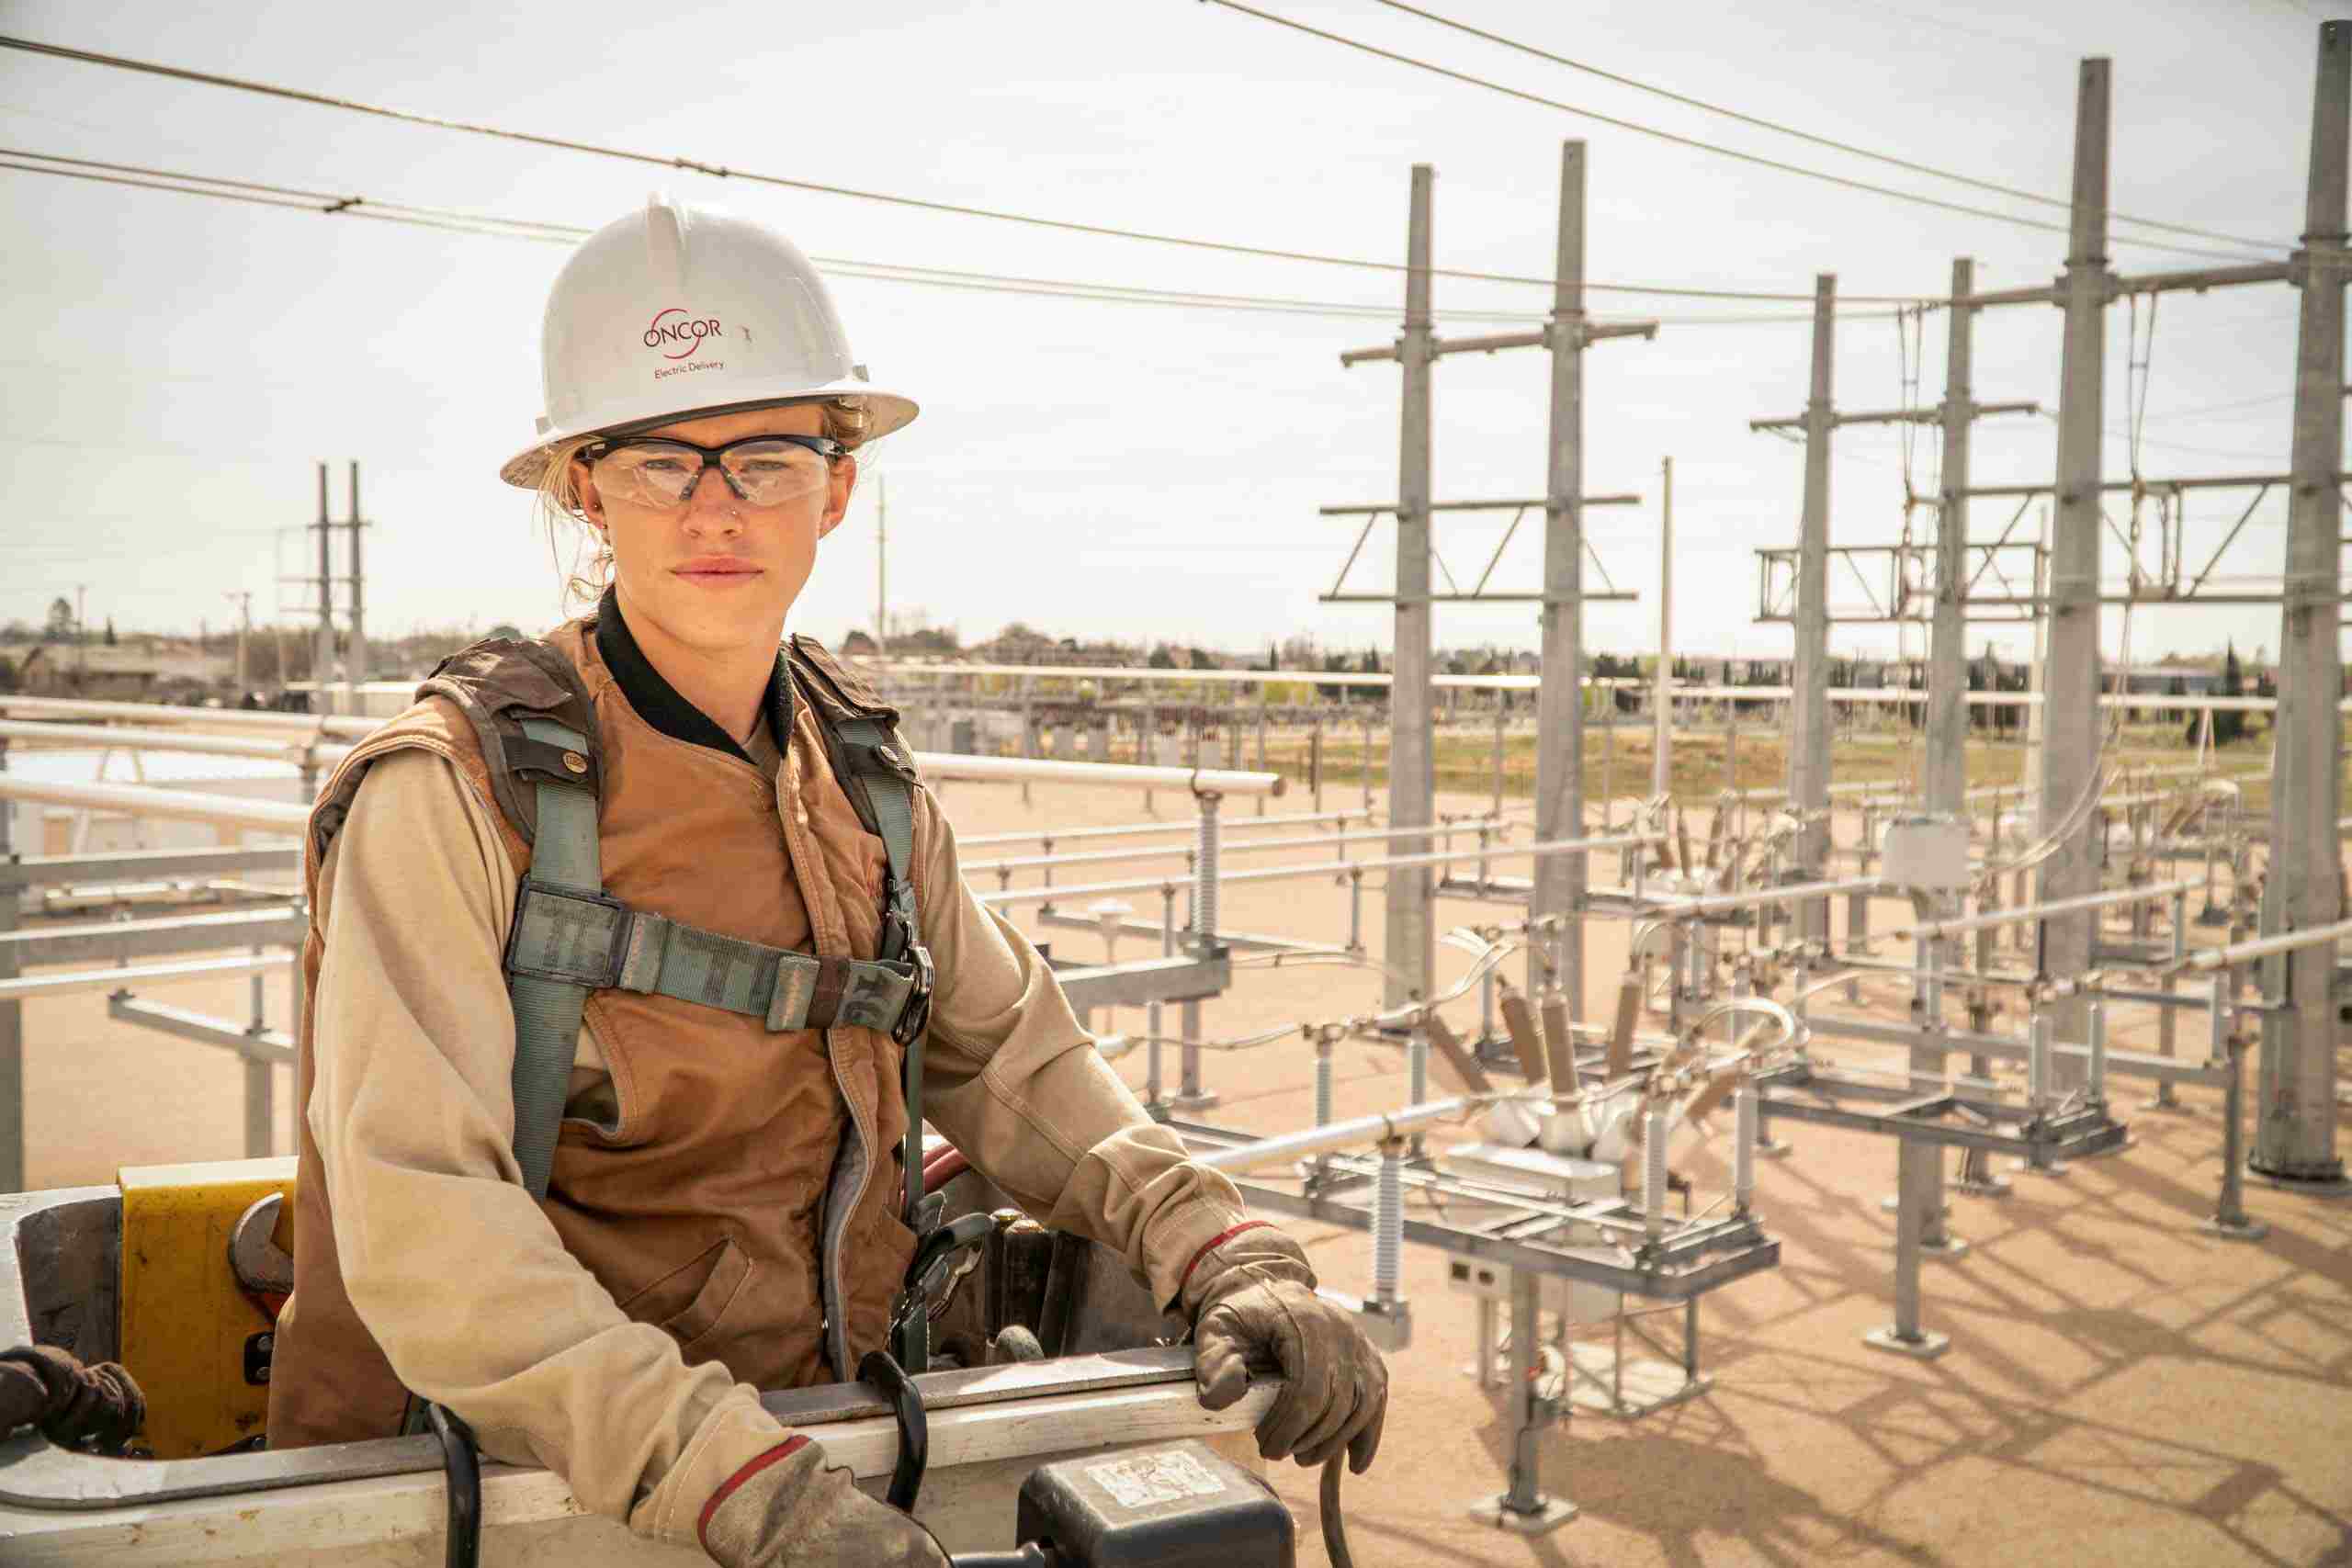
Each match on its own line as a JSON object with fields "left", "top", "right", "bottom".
{"left": 593, "top": 585, "right": 794, "bottom": 765}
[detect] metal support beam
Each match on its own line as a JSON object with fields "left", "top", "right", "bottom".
{"left": 1789, "top": 276, "right": 1838, "bottom": 942}
{"left": 1534, "top": 141, "right": 1589, "bottom": 1023}
{"left": 1928, "top": 258, "right": 1975, "bottom": 820}
{"left": 1385, "top": 164, "right": 1437, "bottom": 1009}
{"left": 2041, "top": 59, "right": 2115, "bottom": 1085}
{"left": 2255, "top": 21, "right": 2350, "bottom": 1185}
{"left": 0, "top": 737, "right": 20, "bottom": 1191}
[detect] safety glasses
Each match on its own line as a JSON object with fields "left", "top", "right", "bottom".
{"left": 584, "top": 434, "right": 845, "bottom": 511}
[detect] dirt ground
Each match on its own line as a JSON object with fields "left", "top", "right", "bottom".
{"left": 11, "top": 772, "right": 2351, "bottom": 1566}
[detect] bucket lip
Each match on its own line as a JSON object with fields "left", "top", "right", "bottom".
{"left": 0, "top": 1329, "right": 1203, "bottom": 1512}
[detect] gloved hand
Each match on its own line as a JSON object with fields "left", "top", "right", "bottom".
{"left": 698, "top": 1434, "right": 949, "bottom": 1568}
{"left": 1181, "top": 1224, "right": 1387, "bottom": 1473}
{"left": 0, "top": 1345, "right": 146, "bottom": 1452}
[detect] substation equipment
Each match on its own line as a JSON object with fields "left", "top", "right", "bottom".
{"left": 4, "top": 26, "right": 2351, "bottom": 1560}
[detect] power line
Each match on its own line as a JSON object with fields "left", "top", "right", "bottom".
{"left": 1365, "top": 0, "right": 2285, "bottom": 255}
{"left": 1197, "top": 0, "right": 2283, "bottom": 265}
{"left": 0, "top": 33, "right": 1930, "bottom": 304}
{"left": 0, "top": 150, "right": 1894, "bottom": 328}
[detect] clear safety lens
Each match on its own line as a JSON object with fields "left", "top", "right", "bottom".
{"left": 593, "top": 438, "right": 832, "bottom": 511}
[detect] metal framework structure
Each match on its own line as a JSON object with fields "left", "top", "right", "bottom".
{"left": 1745, "top": 32, "right": 2348, "bottom": 1173}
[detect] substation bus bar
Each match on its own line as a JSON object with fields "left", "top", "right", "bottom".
{"left": 0, "top": 720, "right": 348, "bottom": 768}
{"left": 0, "top": 694, "right": 379, "bottom": 738}
{"left": 0, "top": 952, "right": 294, "bottom": 1003}
{"left": 1893, "top": 878, "right": 2199, "bottom": 942}
{"left": 1634, "top": 875, "right": 1886, "bottom": 920}
{"left": 2173, "top": 916, "right": 2352, "bottom": 973}
{"left": 966, "top": 817, "right": 1509, "bottom": 874}
{"left": 976, "top": 832, "right": 1644, "bottom": 909}
{"left": 0, "top": 777, "right": 311, "bottom": 835}
{"left": 1193, "top": 1096, "right": 1485, "bottom": 1173}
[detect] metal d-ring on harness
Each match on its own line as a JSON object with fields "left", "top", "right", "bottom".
{"left": 421, "top": 700, "right": 945, "bottom": 1565}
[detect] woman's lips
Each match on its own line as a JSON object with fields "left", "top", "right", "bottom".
{"left": 674, "top": 558, "right": 763, "bottom": 583}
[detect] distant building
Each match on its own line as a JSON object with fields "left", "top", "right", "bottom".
{"left": 8, "top": 644, "right": 217, "bottom": 701}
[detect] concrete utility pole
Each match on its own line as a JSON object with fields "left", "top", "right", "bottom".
{"left": 223, "top": 591, "right": 252, "bottom": 693}
{"left": 1652, "top": 455, "right": 1673, "bottom": 800}
{"left": 314, "top": 462, "right": 334, "bottom": 716}
{"left": 2041, "top": 60, "right": 2114, "bottom": 1077}
{"left": 1532, "top": 142, "right": 1590, "bottom": 1021}
{"left": 345, "top": 461, "right": 366, "bottom": 716}
{"left": 1928, "top": 258, "right": 1975, "bottom": 818}
{"left": 1383, "top": 164, "right": 1438, "bottom": 1010}
{"left": 2254, "top": 21, "right": 2347, "bottom": 1186}
{"left": 1790, "top": 276, "right": 1838, "bottom": 942}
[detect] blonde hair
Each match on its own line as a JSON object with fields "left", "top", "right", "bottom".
{"left": 535, "top": 398, "right": 871, "bottom": 607}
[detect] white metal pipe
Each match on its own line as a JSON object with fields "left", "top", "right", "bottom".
{"left": 0, "top": 694, "right": 378, "bottom": 737}
{"left": 1894, "top": 878, "right": 2199, "bottom": 941}
{"left": 2177, "top": 914, "right": 2352, "bottom": 971}
{"left": 967, "top": 817, "right": 1506, "bottom": 874}
{"left": 1193, "top": 1095, "right": 1485, "bottom": 1172}
{"left": 977, "top": 832, "right": 1642, "bottom": 908}
{"left": 958, "top": 808, "right": 1360, "bottom": 849}
{"left": 0, "top": 776, "right": 310, "bottom": 833}
{"left": 908, "top": 752, "right": 1283, "bottom": 797}
{"left": 1640, "top": 875, "right": 1884, "bottom": 920}
{"left": 0, "top": 952, "right": 293, "bottom": 1001}
{"left": 0, "top": 720, "right": 345, "bottom": 765}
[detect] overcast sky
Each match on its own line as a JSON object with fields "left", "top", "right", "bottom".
{"left": 1, "top": 0, "right": 2339, "bottom": 667}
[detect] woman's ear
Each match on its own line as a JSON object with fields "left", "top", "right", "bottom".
{"left": 571, "top": 457, "right": 606, "bottom": 524}
{"left": 817, "top": 454, "right": 859, "bottom": 540}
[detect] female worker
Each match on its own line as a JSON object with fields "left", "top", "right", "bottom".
{"left": 264, "top": 195, "right": 1386, "bottom": 1567}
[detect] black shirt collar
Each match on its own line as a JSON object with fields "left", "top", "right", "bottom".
{"left": 594, "top": 585, "right": 793, "bottom": 765}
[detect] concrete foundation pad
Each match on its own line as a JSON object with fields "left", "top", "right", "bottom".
{"left": 2246, "top": 1166, "right": 2352, "bottom": 1198}
{"left": 1754, "top": 1138, "right": 1795, "bottom": 1161}
{"left": 2007, "top": 1156, "right": 2071, "bottom": 1178}
{"left": 1920, "top": 1235, "right": 1970, "bottom": 1258}
{"left": 1953, "top": 1175, "right": 2014, "bottom": 1198}
{"left": 1864, "top": 1325, "right": 1951, "bottom": 1359}
{"left": 1169, "top": 1090, "right": 1221, "bottom": 1112}
{"left": 1558, "top": 1344, "right": 1711, "bottom": 1418}
{"left": 1466, "top": 1495, "right": 1578, "bottom": 1534}
{"left": 2201, "top": 1215, "right": 2271, "bottom": 1242}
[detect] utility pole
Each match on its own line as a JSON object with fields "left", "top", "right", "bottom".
{"left": 314, "top": 462, "right": 334, "bottom": 716}
{"left": 74, "top": 583, "right": 87, "bottom": 682}
{"left": 223, "top": 592, "right": 252, "bottom": 694}
{"left": 2254, "top": 21, "right": 2348, "bottom": 1186}
{"left": 345, "top": 461, "right": 366, "bottom": 716}
{"left": 876, "top": 475, "right": 889, "bottom": 652}
{"left": 2041, "top": 60, "right": 2115, "bottom": 1079}
{"left": 1652, "top": 456, "right": 1672, "bottom": 800}
{"left": 1790, "top": 276, "right": 1838, "bottom": 942}
{"left": 1533, "top": 142, "right": 1591, "bottom": 1021}
{"left": 1383, "top": 164, "right": 1438, "bottom": 1010}
{"left": 1928, "top": 258, "right": 1975, "bottom": 818}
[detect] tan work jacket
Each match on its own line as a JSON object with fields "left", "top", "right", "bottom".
{"left": 266, "top": 607, "right": 1249, "bottom": 1547}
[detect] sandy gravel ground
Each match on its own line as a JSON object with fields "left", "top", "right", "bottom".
{"left": 11, "top": 771, "right": 2349, "bottom": 1566}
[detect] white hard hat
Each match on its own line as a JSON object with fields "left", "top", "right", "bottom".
{"left": 500, "top": 194, "right": 918, "bottom": 488}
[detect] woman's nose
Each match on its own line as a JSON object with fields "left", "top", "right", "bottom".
{"left": 683, "top": 465, "right": 743, "bottom": 530}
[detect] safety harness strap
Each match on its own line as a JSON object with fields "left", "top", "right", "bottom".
{"left": 505, "top": 716, "right": 599, "bottom": 1201}
{"left": 505, "top": 886, "right": 925, "bottom": 1036}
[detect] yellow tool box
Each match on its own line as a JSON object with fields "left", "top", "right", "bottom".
{"left": 118, "top": 1156, "right": 297, "bottom": 1458}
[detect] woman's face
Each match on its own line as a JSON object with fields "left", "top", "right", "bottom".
{"left": 572, "top": 404, "right": 856, "bottom": 658}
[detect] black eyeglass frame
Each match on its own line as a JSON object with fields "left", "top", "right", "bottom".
{"left": 582, "top": 433, "right": 847, "bottom": 505}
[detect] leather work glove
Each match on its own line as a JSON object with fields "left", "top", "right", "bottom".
{"left": 698, "top": 1434, "right": 949, "bottom": 1568}
{"left": 1182, "top": 1223, "right": 1388, "bottom": 1473}
{"left": 0, "top": 1345, "right": 147, "bottom": 1453}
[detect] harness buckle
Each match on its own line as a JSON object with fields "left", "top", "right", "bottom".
{"left": 892, "top": 941, "right": 935, "bottom": 1046}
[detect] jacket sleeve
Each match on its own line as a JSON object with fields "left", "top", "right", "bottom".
{"left": 910, "top": 787, "right": 1253, "bottom": 1310}
{"left": 306, "top": 750, "right": 789, "bottom": 1543}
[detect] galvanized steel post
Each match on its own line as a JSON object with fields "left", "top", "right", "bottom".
{"left": 2254, "top": 21, "right": 2349, "bottom": 1186}
{"left": 1789, "top": 276, "right": 1838, "bottom": 943}
{"left": 1382, "top": 164, "right": 1438, "bottom": 1010}
{"left": 1532, "top": 141, "right": 1590, "bottom": 1022}
{"left": 2040, "top": 61, "right": 2114, "bottom": 1086}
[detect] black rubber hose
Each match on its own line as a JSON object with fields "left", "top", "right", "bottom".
{"left": 424, "top": 1403, "right": 481, "bottom": 1568}
{"left": 1321, "top": 1456, "right": 1356, "bottom": 1568}
{"left": 859, "top": 1349, "right": 929, "bottom": 1513}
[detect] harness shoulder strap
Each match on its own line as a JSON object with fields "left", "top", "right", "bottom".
{"left": 504, "top": 716, "right": 599, "bottom": 1201}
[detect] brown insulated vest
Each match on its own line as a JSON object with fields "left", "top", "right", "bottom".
{"left": 266, "top": 615, "right": 924, "bottom": 1450}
